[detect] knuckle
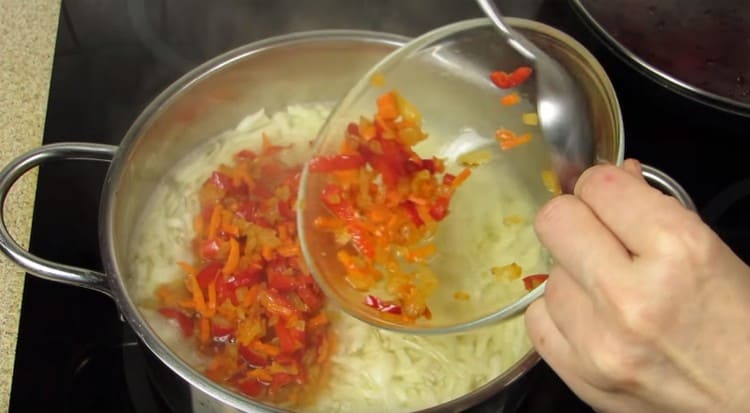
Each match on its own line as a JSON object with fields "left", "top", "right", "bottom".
{"left": 586, "top": 336, "right": 645, "bottom": 391}
{"left": 649, "top": 208, "right": 715, "bottom": 269}
{"left": 575, "top": 164, "right": 619, "bottom": 198}
{"left": 534, "top": 194, "right": 576, "bottom": 235}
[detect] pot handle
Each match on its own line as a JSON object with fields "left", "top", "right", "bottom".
{"left": 640, "top": 163, "right": 696, "bottom": 211}
{"left": 0, "top": 142, "right": 118, "bottom": 296}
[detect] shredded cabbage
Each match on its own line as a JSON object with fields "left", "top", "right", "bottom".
{"left": 131, "top": 104, "right": 536, "bottom": 413}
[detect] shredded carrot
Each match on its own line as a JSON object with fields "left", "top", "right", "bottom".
{"left": 495, "top": 128, "right": 532, "bottom": 150}
{"left": 153, "top": 137, "right": 331, "bottom": 403}
{"left": 308, "top": 313, "right": 329, "bottom": 330}
{"left": 177, "top": 261, "right": 196, "bottom": 276}
{"left": 207, "top": 204, "right": 222, "bottom": 240}
{"left": 452, "top": 168, "right": 473, "bottom": 188}
{"left": 222, "top": 238, "right": 240, "bottom": 275}
{"left": 252, "top": 340, "right": 281, "bottom": 357}
{"left": 207, "top": 282, "right": 217, "bottom": 315}
{"left": 500, "top": 92, "right": 521, "bottom": 106}
{"left": 200, "top": 317, "right": 210, "bottom": 345}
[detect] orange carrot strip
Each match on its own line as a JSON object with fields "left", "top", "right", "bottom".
{"left": 200, "top": 318, "right": 210, "bottom": 345}
{"left": 190, "top": 276, "right": 208, "bottom": 316}
{"left": 242, "top": 284, "right": 261, "bottom": 307}
{"left": 208, "top": 204, "right": 222, "bottom": 240}
{"left": 452, "top": 168, "right": 472, "bottom": 188}
{"left": 207, "top": 282, "right": 217, "bottom": 315}
{"left": 501, "top": 92, "right": 521, "bottom": 106}
{"left": 376, "top": 92, "right": 399, "bottom": 120}
{"left": 252, "top": 340, "right": 280, "bottom": 357}
{"left": 223, "top": 238, "right": 240, "bottom": 275}
{"left": 277, "top": 244, "right": 300, "bottom": 258}
{"left": 177, "top": 261, "right": 196, "bottom": 276}
{"left": 308, "top": 313, "right": 329, "bottom": 330}
{"left": 500, "top": 133, "right": 532, "bottom": 150}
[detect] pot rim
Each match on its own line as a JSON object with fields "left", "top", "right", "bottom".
{"left": 99, "top": 22, "right": 622, "bottom": 413}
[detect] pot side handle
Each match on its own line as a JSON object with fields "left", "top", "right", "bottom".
{"left": 640, "top": 163, "right": 697, "bottom": 211}
{"left": 0, "top": 142, "right": 118, "bottom": 297}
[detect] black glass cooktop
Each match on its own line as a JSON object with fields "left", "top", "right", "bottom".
{"left": 8, "top": 0, "right": 749, "bottom": 412}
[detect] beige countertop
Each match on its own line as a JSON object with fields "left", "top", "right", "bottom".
{"left": 0, "top": 0, "right": 60, "bottom": 410}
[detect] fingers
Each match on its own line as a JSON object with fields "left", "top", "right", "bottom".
{"left": 622, "top": 158, "right": 646, "bottom": 183}
{"left": 573, "top": 164, "right": 688, "bottom": 256}
{"left": 543, "top": 265, "right": 596, "bottom": 348}
{"left": 535, "top": 194, "right": 631, "bottom": 293}
{"left": 525, "top": 299, "right": 607, "bottom": 407}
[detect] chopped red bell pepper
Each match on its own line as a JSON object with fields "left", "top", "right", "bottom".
{"left": 402, "top": 201, "right": 424, "bottom": 227}
{"left": 442, "top": 173, "right": 456, "bottom": 186}
{"left": 275, "top": 322, "right": 304, "bottom": 354}
{"left": 296, "top": 284, "right": 323, "bottom": 312}
{"left": 268, "top": 270, "right": 298, "bottom": 292}
{"left": 270, "top": 373, "right": 297, "bottom": 390}
{"left": 196, "top": 262, "right": 223, "bottom": 291}
{"left": 258, "top": 290, "right": 298, "bottom": 319}
{"left": 236, "top": 200, "right": 272, "bottom": 228}
{"left": 239, "top": 345, "right": 268, "bottom": 368}
{"left": 321, "top": 184, "right": 357, "bottom": 222}
{"left": 347, "top": 122, "right": 361, "bottom": 137}
{"left": 158, "top": 307, "right": 194, "bottom": 337}
{"left": 347, "top": 223, "right": 375, "bottom": 258}
{"left": 238, "top": 378, "right": 264, "bottom": 397}
{"left": 233, "top": 149, "right": 257, "bottom": 162}
{"left": 199, "top": 239, "right": 221, "bottom": 260}
{"left": 364, "top": 294, "right": 402, "bottom": 315}
{"left": 211, "top": 317, "right": 235, "bottom": 341}
{"left": 522, "top": 273, "right": 549, "bottom": 291}
{"left": 429, "top": 196, "right": 450, "bottom": 221}
{"left": 277, "top": 200, "right": 295, "bottom": 220}
{"left": 308, "top": 154, "right": 365, "bottom": 173}
{"left": 208, "top": 171, "right": 246, "bottom": 196}
{"left": 490, "top": 66, "right": 534, "bottom": 89}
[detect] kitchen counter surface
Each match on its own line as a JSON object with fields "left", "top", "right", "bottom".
{"left": 0, "top": 0, "right": 60, "bottom": 410}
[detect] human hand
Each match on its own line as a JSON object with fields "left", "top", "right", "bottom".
{"left": 525, "top": 159, "right": 750, "bottom": 413}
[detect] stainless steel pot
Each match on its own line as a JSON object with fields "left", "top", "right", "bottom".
{"left": 0, "top": 25, "right": 694, "bottom": 413}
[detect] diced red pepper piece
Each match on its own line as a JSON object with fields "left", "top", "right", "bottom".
{"left": 209, "top": 171, "right": 246, "bottom": 196}
{"left": 268, "top": 270, "right": 298, "bottom": 292}
{"left": 522, "top": 274, "right": 549, "bottom": 291}
{"left": 234, "top": 149, "right": 257, "bottom": 162}
{"left": 196, "top": 262, "right": 223, "bottom": 291}
{"left": 270, "top": 373, "right": 297, "bottom": 390}
{"left": 442, "top": 173, "right": 456, "bottom": 186}
{"left": 321, "top": 184, "right": 357, "bottom": 222}
{"left": 158, "top": 307, "right": 194, "bottom": 337}
{"left": 347, "top": 223, "right": 375, "bottom": 258}
{"left": 429, "top": 196, "right": 450, "bottom": 221}
{"left": 364, "top": 295, "right": 402, "bottom": 315}
{"left": 347, "top": 122, "right": 361, "bottom": 137}
{"left": 490, "top": 66, "right": 534, "bottom": 89}
{"left": 215, "top": 266, "right": 262, "bottom": 305}
{"left": 296, "top": 285, "right": 323, "bottom": 312}
{"left": 275, "top": 322, "right": 304, "bottom": 354}
{"left": 402, "top": 201, "right": 424, "bottom": 227}
{"left": 236, "top": 200, "right": 272, "bottom": 228}
{"left": 277, "top": 200, "right": 295, "bottom": 220}
{"left": 358, "top": 138, "right": 410, "bottom": 188}
{"left": 238, "top": 378, "right": 264, "bottom": 397}
{"left": 239, "top": 345, "right": 268, "bottom": 368}
{"left": 199, "top": 239, "right": 221, "bottom": 260}
{"left": 308, "top": 154, "right": 365, "bottom": 173}
{"left": 210, "top": 316, "right": 235, "bottom": 340}
{"left": 234, "top": 266, "right": 263, "bottom": 288}
{"left": 258, "top": 290, "right": 298, "bottom": 319}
